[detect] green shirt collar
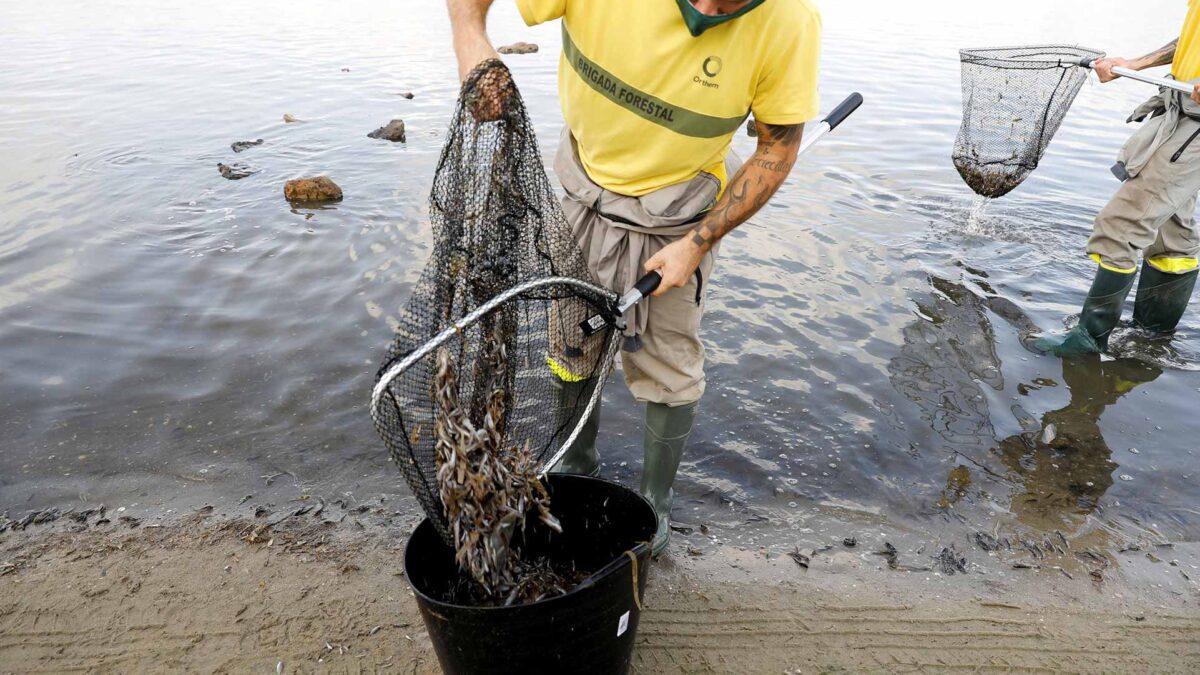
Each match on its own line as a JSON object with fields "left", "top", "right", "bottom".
{"left": 675, "top": 0, "right": 768, "bottom": 37}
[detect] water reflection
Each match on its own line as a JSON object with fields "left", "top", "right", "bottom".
{"left": 998, "top": 356, "right": 1162, "bottom": 532}
{"left": 890, "top": 270, "right": 1175, "bottom": 542}
{"left": 936, "top": 464, "right": 973, "bottom": 510}
{"left": 889, "top": 276, "right": 995, "bottom": 447}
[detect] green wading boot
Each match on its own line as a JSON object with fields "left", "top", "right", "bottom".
{"left": 641, "top": 401, "right": 698, "bottom": 557}
{"left": 1034, "top": 266, "right": 1136, "bottom": 356}
{"left": 1132, "top": 262, "right": 1198, "bottom": 333}
{"left": 550, "top": 379, "right": 601, "bottom": 477}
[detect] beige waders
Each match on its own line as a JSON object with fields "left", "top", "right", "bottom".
{"left": 1041, "top": 82, "right": 1200, "bottom": 355}
{"left": 549, "top": 129, "right": 741, "bottom": 554}
{"left": 1089, "top": 84, "right": 1200, "bottom": 276}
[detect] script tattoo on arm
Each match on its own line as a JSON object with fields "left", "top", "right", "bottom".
{"left": 689, "top": 120, "right": 804, "bottom": 251}
{"left": 1133, "top": 39, "right": 1178, "bottom": 69}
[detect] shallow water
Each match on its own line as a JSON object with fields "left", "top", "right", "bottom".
{"left": 1, "top": 0, "right": 1197, "bottom": 564}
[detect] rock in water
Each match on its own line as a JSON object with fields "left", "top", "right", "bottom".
{"left": 367, "top": 119, "right": 406, "bottom": 143}
{"left": 396, "top": 91, "right": 415, "bottom": 99}
{"left": 231, "top": 139, "right": 264, "bottom": 153}
{"left": 282, "top": 113, "right": 300, "bottom": 123}
{"left": 283, "top": 176, "right": 342, "bottom": 202}
{"left": 498, "top": 42, "right": 538, "bottom": 54}
{"left": 218, "top": 162, "right": 256, "bottom": 180}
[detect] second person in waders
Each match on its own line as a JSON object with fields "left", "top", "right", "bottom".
{"left": 1037, "top": 3, "right": 1200, "bottom": 355}
{"left": 448, "top": 0, "right": 822, "bottom": 554}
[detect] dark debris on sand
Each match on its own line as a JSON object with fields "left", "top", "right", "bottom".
{"left": 874, "top": 542, "right": 898, "bottom": 569}
{"left": 973, "top": 531, "right": 1006, "bottom": 552}
{"left": 935, "top": 545, "right": 967, "bottom": 575}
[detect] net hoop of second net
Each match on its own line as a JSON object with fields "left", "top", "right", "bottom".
{"left": 953, "top": 45, "right": 1103, "bottom": 198}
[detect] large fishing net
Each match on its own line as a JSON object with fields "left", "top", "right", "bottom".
{"left": 954, "top": 45, "right": 1103, "bottom": 198}
{"left": 370, "top": 60, "right": 620, "bottom": 602}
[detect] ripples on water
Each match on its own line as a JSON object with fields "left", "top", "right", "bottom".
{"left": 0, "top": 1, "right": 1197, "bottom": 561}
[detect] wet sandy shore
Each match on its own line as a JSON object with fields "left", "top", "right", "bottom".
{"left": 2, "top": 510, "right": 1198, "bottom": 674}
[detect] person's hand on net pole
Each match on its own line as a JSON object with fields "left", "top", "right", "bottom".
{"left": 1094, "top": 40, "right": 1178, "bottom": 86}
{"left": 643, "top": 238, "right": 705, "bottom": 297}
{"left": 1092, "top": 57, "right": 1134, "bottom": 83}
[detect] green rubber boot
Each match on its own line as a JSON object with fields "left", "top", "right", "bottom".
{"left": 550, "top": 379, "right": 601, "bottom": 477}
{"left": 1132, "top": 262, "right": 1198, "bottom": 333}
{"left": 641, "top": 401, "right": 698, "bottom": 557}
{"left": 1034, "top": 265, "right": 1136, "bottom": 355}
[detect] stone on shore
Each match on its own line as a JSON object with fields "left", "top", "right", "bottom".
{"left": 367, "top": 119, "right": 406, "bottom": 143}
{"left": 498, "top": 42, "right": 538, "bottom": 54}
{"left": 283, "top": 176, "right": 342, "bottom": 202}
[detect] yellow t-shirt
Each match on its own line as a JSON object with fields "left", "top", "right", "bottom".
{"left": 516, "top": 0, "right": 821, "bottom": 196}
{"left": 1174, "top": 0, "right": 1200, "bottom": 81}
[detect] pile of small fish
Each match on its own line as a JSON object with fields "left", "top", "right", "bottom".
{"left": 433, "top": 326, "right": 576, "bottom": 605}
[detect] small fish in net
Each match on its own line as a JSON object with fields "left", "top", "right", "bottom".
{"left": 432, "top": 324, "right": 576, "bottom": 604}
{"left": 953, "top": 45, "right": 1103, "bottom": 198}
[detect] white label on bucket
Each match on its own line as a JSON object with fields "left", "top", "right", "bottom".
{"left": 617, "top": 610, "right": 630, "bottom": 637}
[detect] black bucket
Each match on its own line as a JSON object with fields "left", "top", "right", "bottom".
{"left": 404, "top": 474, "right": 656, "bottom": 675}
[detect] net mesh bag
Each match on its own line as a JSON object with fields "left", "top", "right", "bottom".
{"left": 953, "top": 45, "right": 1103, "bottom": 198}
{"left": 372, "top": 60, "right": 617, "bottom": 552}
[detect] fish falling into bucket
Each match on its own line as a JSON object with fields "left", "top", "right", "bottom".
{"left": 430, "top": 323, "right": 585, "bottom": 606}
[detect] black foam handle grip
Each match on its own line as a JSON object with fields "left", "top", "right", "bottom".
{"left": 634, "top": 270, "right": 662, "bottom": 297}
{"left": 823, "top": 92, "right": 863, "bottom": 130}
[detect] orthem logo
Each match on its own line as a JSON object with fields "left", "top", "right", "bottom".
{"left": 702, "top": 56, "right": 723, "bottom": 78}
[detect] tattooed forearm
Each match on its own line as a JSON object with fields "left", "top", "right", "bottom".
{"left": 748, "top": 156, "right": 795, "bottom": 173}
{"left": 688, "top": 121, "right": 803, "bottom": 251}
{"left": 1133, "top": 39, "right": 1178, "bottom": 69}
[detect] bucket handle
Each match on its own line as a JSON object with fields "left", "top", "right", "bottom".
{"left": 624, "top": 550, "right": 643, "bottom": 611}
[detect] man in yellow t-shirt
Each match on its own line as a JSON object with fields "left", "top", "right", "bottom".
{"left": 1037, "top": 1, "right": 1200, "bottom": 355}
{"left": 448, "top": 0, "right": 821, "bottom": 553}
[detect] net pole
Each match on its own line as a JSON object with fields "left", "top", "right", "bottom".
{"left": 1107, "top": 65, "right": 1195, "bottom": 94}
